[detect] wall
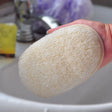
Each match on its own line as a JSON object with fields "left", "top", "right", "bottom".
{"left": 92, "top": 0, "right": 112, "bottom": 7}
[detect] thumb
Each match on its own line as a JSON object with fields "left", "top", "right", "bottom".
{"left": 47, "top": 21, "right": 77, "bottom": 34}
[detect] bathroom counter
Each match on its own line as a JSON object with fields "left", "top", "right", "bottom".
{"left": 0, "top": 5, "right": 112, "bottom": 69}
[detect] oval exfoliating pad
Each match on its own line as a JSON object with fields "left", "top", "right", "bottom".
{"left": 19, "top": 24, "right": 104, "bottom": 97}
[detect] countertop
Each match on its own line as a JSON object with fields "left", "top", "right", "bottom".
{"left": 0, "top": 5, "right": 112, "bottom": 69}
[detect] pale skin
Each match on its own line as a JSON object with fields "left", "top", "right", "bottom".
{"left": 48, "top": 19, "right": 112, "bottom": 68}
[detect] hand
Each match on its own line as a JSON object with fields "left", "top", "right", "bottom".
{"left": 48, "top": 19, "right": 112, "bottom": 68}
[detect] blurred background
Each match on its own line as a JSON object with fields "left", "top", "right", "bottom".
{"left": 0, "top": 0, "right": 112, "bottom": 55}
{"left": 0, "top": 0, "right": 111, "bottom": 24}
{"left": 0, "top": 0, "right": 111, "bottom": 23}
{"left": 0, "top": 0, "right": 112, "bottom": 6}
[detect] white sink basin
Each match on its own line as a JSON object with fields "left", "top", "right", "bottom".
{"left": 0, "top": 59, "right": 112, "bottom": 112}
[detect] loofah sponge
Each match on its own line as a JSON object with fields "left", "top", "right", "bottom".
{"left": 19, "top": 24, "right": 104, "bottom": 97}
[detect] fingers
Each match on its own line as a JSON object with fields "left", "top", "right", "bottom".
{"left": 47, "top": 19, "right": 100, "bottom": 34}
{"left": 47, "top": 19, "right": 86, "bottom": 34}
{"left": 100, "top": 24, "right": 112, "bottom": 68}
{"left": 47, "top": 21, "right": 75, "bottom": 34}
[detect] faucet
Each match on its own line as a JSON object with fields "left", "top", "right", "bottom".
{"left": 14, "top": 0, "right": 61, "bottom": 42}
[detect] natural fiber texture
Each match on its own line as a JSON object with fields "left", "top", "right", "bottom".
{"left": 19, "top": 24, "right": 104, "bottom": 97}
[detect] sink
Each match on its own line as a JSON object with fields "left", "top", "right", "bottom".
{"left": 0, "top": 5, "right": 112, "bottom": 111}
{"left": 0, "top": 58, "right": 112, "bottom": 112}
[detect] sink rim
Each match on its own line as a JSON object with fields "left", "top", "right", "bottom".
{"left": 0, "top": 92, "right": 112, "bottom": 111}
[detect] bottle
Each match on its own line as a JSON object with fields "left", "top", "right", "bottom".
{"left": 14, "top": 0, "right": 37, "bottom": 42}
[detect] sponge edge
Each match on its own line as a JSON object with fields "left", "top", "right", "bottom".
{"left": 19, "top": 24, "right": 104, "bottom": 98}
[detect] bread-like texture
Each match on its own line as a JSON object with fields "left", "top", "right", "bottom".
{"left": 19, "top": 24, "right": 104, "bottom": 97}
